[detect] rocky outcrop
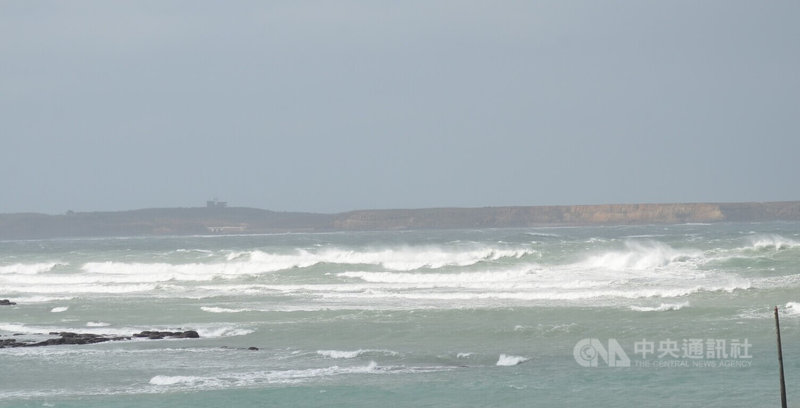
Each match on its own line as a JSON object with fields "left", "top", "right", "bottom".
{"left": 0, "top": 330, "right": 201, "bottom": 348}
{"left": 131, "top": 330, "right": 200, "bottom": 340}
{"left": 0, "top": 299, "right": 16, "bottom": 306}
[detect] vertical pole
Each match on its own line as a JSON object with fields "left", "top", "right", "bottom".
{"left": 775, "top": 306, "right": 787, "bottom": 408}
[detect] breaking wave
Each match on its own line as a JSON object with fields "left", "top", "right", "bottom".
{"left": 577, "top": 241, "right": 702, "bottom": 271}
{"left": 0, "top": 262, "right": 65, "bottom": 275}
{"left": 200, "top": 306, "right": 251, "bottom": 313}
{"left": 748, "top": 234, "right": 800, "bottom": 251}
{"left": 630, "top": 301, "right": 689, "bottom": 312}
{"left": 316, "top": 349, "right": 399, "bottom": 359}
{"left": 147, "top": 361, "right": 447, "bottom": 391}
{"left": 786, "top": 302, "right": 800, "bottom": 316}
{"left": 496, "top": 354, "right": 528, "bottom": 366}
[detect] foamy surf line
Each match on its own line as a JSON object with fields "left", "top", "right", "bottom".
{"left": 317, "top": 349, "right": 400, "bottom": 359}
{"left": 630, "top": 301, "right": 690, "bottom": 312}
{"left": 201, "top": 306, "right": 253, "bottom": 313}
{"left": 147, "top": 362, "right": 451, "bottom": 391}
{"left": 0, "top": 262, "right": 66, "bottom": 275}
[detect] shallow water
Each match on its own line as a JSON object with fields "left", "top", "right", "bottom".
{"left": 1, "top": 223, "right": 798, "bottom": 407}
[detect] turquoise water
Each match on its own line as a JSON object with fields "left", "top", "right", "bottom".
{"left": 1, "top": 223, "right": 798, "bottom": 407}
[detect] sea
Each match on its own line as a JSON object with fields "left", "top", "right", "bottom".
{"left": 1, "top": 222, "right": 798, "bottom": 407}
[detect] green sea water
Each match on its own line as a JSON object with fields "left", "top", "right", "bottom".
{"left": 1, "top": 223, "right": 798, "bottom": 407}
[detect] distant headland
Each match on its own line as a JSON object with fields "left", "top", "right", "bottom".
{"left": 1, "top": 201, "right": 800, "bottom": 240}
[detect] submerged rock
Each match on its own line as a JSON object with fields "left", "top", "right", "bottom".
{"left": 0, "top": 299, "right": 16, "bottom": 306}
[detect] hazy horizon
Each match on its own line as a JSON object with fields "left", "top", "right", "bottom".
{"left": 4, "top": 198, "right": 800, "bottom": 217}
{"left": 2, "top": 1, "right": 798, "bottom": 214}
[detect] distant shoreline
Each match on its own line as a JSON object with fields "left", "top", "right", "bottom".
{"left": 2, "top": 201, "right": 800, "bottom": 240}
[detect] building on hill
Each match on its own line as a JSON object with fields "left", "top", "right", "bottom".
{"left": 206, "top": 199, "right": 227, "bottom": 208}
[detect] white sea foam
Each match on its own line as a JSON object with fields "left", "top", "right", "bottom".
{"left": 630, "top": 301, "right": 690, "bottom": 312}
{"left": 316, "top": 349, "right": 398, "bottom": 359}
{"left": 149, "top": 375, "right": 206, "bottom": 386}
{"left": 456, "top": 352, "right": 474, "bottom": 359}
{"left": 195, "top": 326, "right": 254, "bottom": 338}
{"left": 50, "top": 306, "right": 69, "bottom": 313}
{"left": 496, "top": 354, "right": 528, "bottom": 366}
{"left": 147, "top": 361, "right": 402, "bottom": 390}
{"left": 86, "top": 321, "right": 111, "bottom": 327}
{"left": 200, "top": 306, "right": 251, "bottom": 313}
{"left": 749, "top": 235, "right": 800, "bottom": 250}
{"left": 9, "top": 296, "right": 75, "bottom": 303}
{"left": 5, "top": 295, "right": 74, "bottom": 303}
{"left": 0, "top": 262, "right": 64, "bottom": 275}
{"left": 577, "top": 241, "right": 702, "bottom": 271}
{"left": 317, "top": 350, "right": 364, "bottom": 359}
{"left": 786, "top": 302, "right": 800, "bottom": 315}
{"left": 32, "top": 246, "right": 532, "bottom": 289}
{"left": 0, "top": 323, "right": 137, "bottom": 337}
{"left": 339, "top": 269, "right": 532, "bottom": 284}
{"left": 1, "top": 283, "right": 157, "bottom": 295}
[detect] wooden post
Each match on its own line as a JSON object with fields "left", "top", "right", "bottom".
{"left": 775, "top": 306, "right": 787, "bottom": 408}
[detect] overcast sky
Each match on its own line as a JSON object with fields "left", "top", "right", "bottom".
{"left": 1, "top": 1, "right": 798, "bottom": 214}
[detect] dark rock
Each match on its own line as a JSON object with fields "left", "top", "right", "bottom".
{"left": 132, "top": 330, "right": 200, "bottom": 339}
{"left": 181, "top": 330, "right": 200, "bottom": 338}
{"left": 0, "top": 299, "right": 16, "bottom": 306}
{"left": 248, "top": 346, "right": 259, "bottom": 351}
{"left": 0, "top": 329, "right": 201, "bottom": 348}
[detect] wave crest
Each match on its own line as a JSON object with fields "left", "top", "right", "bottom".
{"left": 630, "top": 301, "right": 689, "bottom": 312}
{"left": 0, "top": 262, "right": 65, "bottom": 275}
{"left": 578, "top": 241, "right": 701, "bottom": 271}
{"left": 497, "top": 354, "right": 528, "bottom": 366}
{"left": 749, "top": 235, "right": 800, "bottom": 251}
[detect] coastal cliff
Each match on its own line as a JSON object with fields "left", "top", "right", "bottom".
{"left": 1, "top": 201, "right": 799, "bottom": 239}
{"left": 332, "top": 203, "right": 728, "bottom": 230}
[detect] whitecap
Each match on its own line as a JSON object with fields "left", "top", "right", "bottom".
{"left": 50, "top": 306, "right": 69, "bottom": 313}
{"left": 577, "top": 241, "right": 702, "bottom": 271}
{"left": 749, "top": 234, "right": 800, "bottom": 250}
{"left": 196, "top": 326, "right": 254, "bottom": 338}
{"left": 0, "top": 262, "right": 65, "bottom": 275}
{"left": 496, "top": 354, "right": 528, "bottom": 366}
{"left": 785, "top": 302, "right": 800, "bottom": 316}
{"left": 147, "top": 361, "right": 390, "bottom": 390}
{"left": 200, "top": 306, "right": 250, "bottom": 313}
{"left": 149, "top": 375, "right": 205, "bottom": 386}
{"left": 317, "top": 350, "right": 362, "bottom": 359}
{"left": 317, "top": 349, "right": 398, "bottom": 359}
{"left": 630, "top": 301, "right": 689, "bottom": 312}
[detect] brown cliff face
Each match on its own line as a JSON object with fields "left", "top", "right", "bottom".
{"left": 331, "top": 203, "right": 729, "bottom": 230}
